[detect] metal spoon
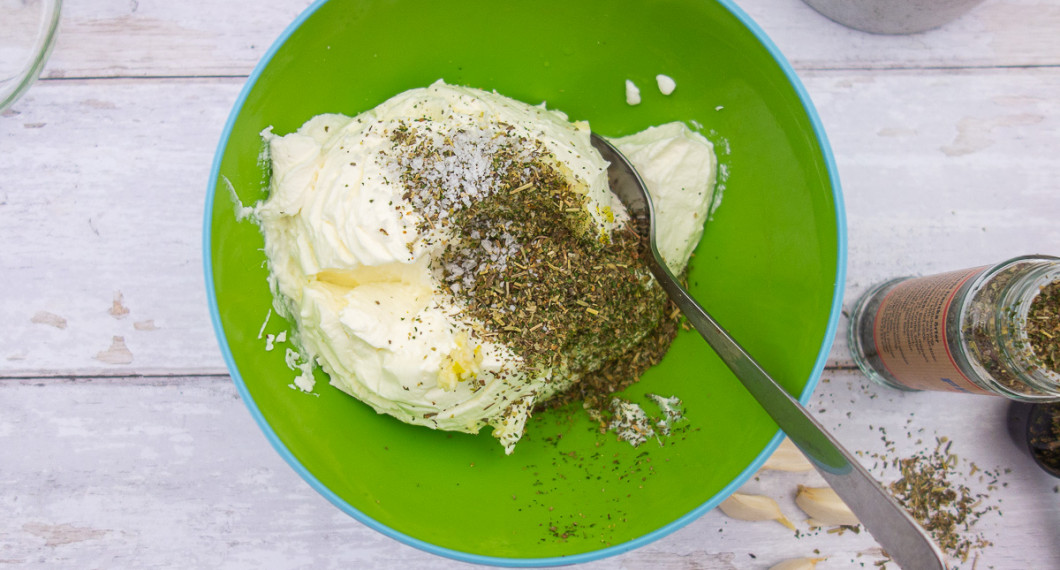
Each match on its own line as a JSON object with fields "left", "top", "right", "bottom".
{"left": 590, "top": 134, "right": 947, "bottom": 570}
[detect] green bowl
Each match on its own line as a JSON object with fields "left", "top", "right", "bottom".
{"left": 204, "top": 0, "right": 845, "bottom": 565}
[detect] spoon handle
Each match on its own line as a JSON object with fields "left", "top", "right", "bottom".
{"left": 649, "top": 261, "right": 948, "bottom": 570}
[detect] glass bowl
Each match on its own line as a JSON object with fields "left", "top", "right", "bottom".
{"left": 0, "top": 0, "right": 61, "bottom": 113}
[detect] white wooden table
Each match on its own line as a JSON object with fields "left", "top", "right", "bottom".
{"left": 3, "top": 1, "right": 1059, "bottom": 568}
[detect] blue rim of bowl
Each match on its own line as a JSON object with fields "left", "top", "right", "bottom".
{"left": 203, "top": 0, "right": 847, "bottom": 565}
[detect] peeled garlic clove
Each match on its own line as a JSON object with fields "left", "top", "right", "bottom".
{"left": 762, "top": 438, "right": 814, "bottom": 472}
{"left": 769, "top": 557, "right": 827, "bottom": 570}
{"left": 795, "top": 485, "right": 860, "bottom": 526}
{"left": 719, "top": 492, "right": 797, "bottom": 530}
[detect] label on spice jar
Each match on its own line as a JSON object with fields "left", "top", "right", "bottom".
{"left": 872, "top": 267, "right": 992, "bottom": 394}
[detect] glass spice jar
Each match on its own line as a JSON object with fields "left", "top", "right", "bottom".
{"left": 1025, "top": 402, "right": 1060, "bottom": 477}
{"left": 1007, "top": 401, "right": 1060, "bottom": 478}
{"left": 849, "top": 255, "right": 1060, "bottom": 401}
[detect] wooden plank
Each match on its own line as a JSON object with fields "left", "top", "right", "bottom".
{"left": 42, "top": 0, "right": 314, "bottom": 79}
{"left": 5, "top": 2, "right": 1057, "bottom": 568}
{"left": 1, "top": 371, "right": 1056, "bottom": 568}
{"left": 0, "top": 78, "right": 241, "bottom": 376}
{"left": 36, "top": 0, "right": 1060, "bottom": 80}
{"left": 2, "top": 68, "right": 1059, "bottom": 375}
{"left": 747, "top": 0, "right": 1060, "bottom": 70}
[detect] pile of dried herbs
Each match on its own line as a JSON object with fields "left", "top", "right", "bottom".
{"left": 389, "top": 120, "right": 679, "bottom": 403}
{"left": 963, "top": 263, "right": 1040, "bottom": 395}
{"left": 1026, "top": 280, "right": 1060, "bottom": 375}
{"left": 964, "top": 263, "right": 1060, "bottom": 396}
{"left": 870, "top": 436, "right": 998, "bottom": 566}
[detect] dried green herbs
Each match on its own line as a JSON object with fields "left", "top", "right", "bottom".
{"left": 868, "top": 437, "right": 997, "bottom": 565}
{"left": 1026, "top": 281, "right": 1060, "bottom": 375}
{"left": 887, "top": 440, "right": 994, "bottom": 564}
{"left": 963, "top": 263, "right": 1039, "bottom": 395}
{"left": 389, "top": 120, "right": 677, "bottom": 402}
{"left": 962, "top": 261, "right": 1059, "bottom": 397}
{"left": 543, "top": 303, "right": 681, "bottom": 412}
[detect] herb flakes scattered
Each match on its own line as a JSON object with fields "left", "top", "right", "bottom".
{"left": 868, "top": 437, "right": 998, "bottom": 565}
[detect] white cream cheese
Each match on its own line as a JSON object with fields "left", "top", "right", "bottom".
{"left": 256, "top": 80, "right": 716, "bottom": 453}
{"left": 611, "top": 122, "right": 717, "bottom": 273}
{"left": 656, "top": 74, "right": 677, "bottom": 96}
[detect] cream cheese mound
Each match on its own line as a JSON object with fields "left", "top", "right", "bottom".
{"left": 255, "top": 80, "right": 716, "bottom": 453}
{"left": 611, "top": 122, "right": 717, "bottom": 272}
